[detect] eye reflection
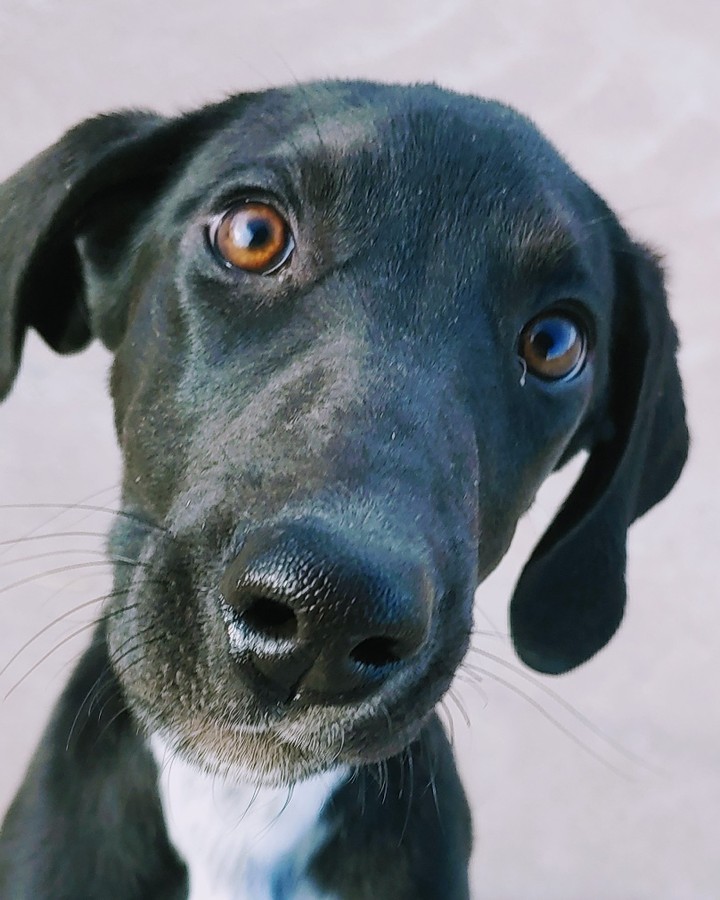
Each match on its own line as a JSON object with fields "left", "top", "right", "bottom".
{"left": 212, "top": 202, "right": 294, "bottom": 274}
{"left": 519, "top": 311, "right": 587, "bottom": 381}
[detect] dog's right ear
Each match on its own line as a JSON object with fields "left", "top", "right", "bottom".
{"left": 0, "top": 109, "right": 198, "bottom": 400}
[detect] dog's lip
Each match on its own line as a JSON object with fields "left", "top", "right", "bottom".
{"left": 271, "top": 701, "right": 432, "bottom": 766}
{"left": 221, "top": 658, "right": 430, "bottom": 740}
{"left": 229, "top": 643, "right": 418, "bottom": 709}
{"left": 224, "top": 719, "right": 276, "bottom": 736}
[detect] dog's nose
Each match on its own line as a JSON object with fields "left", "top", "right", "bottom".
{"left": 219, "top": 522, "right": 433, "bottom": 704}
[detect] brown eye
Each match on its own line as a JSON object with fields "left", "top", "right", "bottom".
{"left": 212, "top": 202, "right": 294, "bottom": 274}
{"left": 519, "top": 311, "right": 588, "bottom": 381}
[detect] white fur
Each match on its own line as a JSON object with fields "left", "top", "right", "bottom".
{"left": 151, "top": 735, "right": 346, "bottom": 900}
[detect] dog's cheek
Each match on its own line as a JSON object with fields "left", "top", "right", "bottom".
{"left": 474, "top": 367, "right": 597, "bottom": 570}
{"left": 103, "top": 536, "right": 195, "bottom": 718}
{"left": 109, "top": 280, "right": 198, "bottom": 517}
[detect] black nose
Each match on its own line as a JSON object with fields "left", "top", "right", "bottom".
{"left": 219, "top": 521, "right": 433, "bottom": 704}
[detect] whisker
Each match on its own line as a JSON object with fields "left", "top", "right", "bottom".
{"left": 355, "top": 766, "right": 367, "bottom": 818}
{"left": 259, "top": 782, "right": 296, "bottom": 839}
{"left": 0, "top": 556, "right": 158, "bottom": 596}
{"left": 106, "top": 634, "right": 166, "bottom": 685}
{"left": 0, "top": 485, "right": 120, "bottom": 561}
{"left": 421, "top": 735, "right": 440, "bottom": 819}
{"left": 438, "top": 698, "right": 456, "bottom": 747}
{"left": 0, "top": 531, "right": 110, "bottom": 549}
{"left": 96, "top": 633, "right": 170, "bottom": 747}
{"left": 0, "top": 561, "right": 117, "bottom": 596}
{"left": 0, "top": 503, "right": 169, "bottom": 535}
{"left": 472, "top": 605, "right": 506, "bottom": 639}
{"left": 66, "top": 660, "right": 119, "bottom": 751}
{"left": 464, "top": 662, "right": 633, "bottom": 779}
{"left": 92, "top": 641, "right": 168, "bottom": 748}
{"left": 454, "top": 670, "right": 489, "bottom": 708}
{"left": 0, "top": 588, "right": 133, "bottom": 678}
{"left": 34, "top": 569, "right": 124, "bottom": 614}
{"left": 109, "top": 621, "right": 164, "bottom": 671}
{"left": 446, "top": 687, "right": 472, "bottom": 729}
{"left": 469, "top": 628, "right": 507, "bottom": 639}
{"left": 4, "top": 621, "right": 99, "bottom": 700}
{"left": 399, "top": 745, "right": 416, "bottom": 843}
{"left": 372, "top": 756, "right": 388, "bottom": 805}
{"left": 0, "top": 547, "right": 111, "bottom": 569}
{"left": 230, "top": 781, "right": 262, "bottom": 831}
{"left": 466, "top": 647, "right": 654, "bottom": 770}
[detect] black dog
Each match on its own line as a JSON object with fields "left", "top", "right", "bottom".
{"left": 0, "top": 82, "right": 688, "bottom": 899}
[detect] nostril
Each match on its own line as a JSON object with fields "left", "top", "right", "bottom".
{"left": 350, "top": 636, "right": 402, "bottom": 669}
{"left": 240, "top": 595, "right": 298, "bottom": 640}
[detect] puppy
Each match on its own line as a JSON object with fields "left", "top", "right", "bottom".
{"left": 0, "top": 81, "right": 688, "bottom": 899}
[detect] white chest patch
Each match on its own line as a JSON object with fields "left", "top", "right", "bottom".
{"left": 150, "top": 735, "right": 346, "bottom": 900}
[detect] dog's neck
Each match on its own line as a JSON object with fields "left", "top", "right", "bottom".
{"left": 150, "top": 735, "right": 346, "bottom": 900}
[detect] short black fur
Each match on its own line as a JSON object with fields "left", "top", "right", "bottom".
{"left": 0, "top": 81, "right": 688, "bottom": 897}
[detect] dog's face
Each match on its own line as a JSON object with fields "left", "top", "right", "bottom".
{"left": 0, "top": 82, "right": 687, "bottom": 785}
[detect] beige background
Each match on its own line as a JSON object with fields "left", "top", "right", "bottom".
{"left": 1, "top": 1, "right": 718, "bottom": 897}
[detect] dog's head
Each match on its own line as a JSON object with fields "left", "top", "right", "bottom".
{"left": 0, "top": 82, "right": 688, "bottom": 784}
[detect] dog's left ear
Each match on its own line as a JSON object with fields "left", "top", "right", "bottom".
{"left": 510, "top": 230, "right": 689, "bottom": 674}
{"left": 0, "top": 112, "right": 162, "bottom": 399}
{"left": 0, "top": 105, "right": 227, "bottom": 401}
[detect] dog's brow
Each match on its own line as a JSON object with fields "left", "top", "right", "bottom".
{"left": 511, "top": 213, "right": 576, "bottom": 274}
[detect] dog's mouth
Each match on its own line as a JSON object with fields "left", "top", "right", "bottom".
{"left": 143, "top": 669, "right": 453, "bottom": 787}
{"left": 108, "top": 589, "right": 466, "bottom": 786}
{"left": 107, "top": 510, "right": 474, "bottom": 784}
{"left": 117, "top": 606, "right": 466, "bottom": 785}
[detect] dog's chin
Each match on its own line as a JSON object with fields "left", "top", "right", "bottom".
{"left": 144, "top": 703, "right": 432, "bottom": 788}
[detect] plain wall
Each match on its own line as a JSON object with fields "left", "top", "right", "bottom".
{"left": 1, "top": 2, "right": 718, "bottom": 896}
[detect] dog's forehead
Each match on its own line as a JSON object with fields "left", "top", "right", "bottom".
{"left": 196, "top": 82, "right": 579, "bottom": 206}
{"left": 152, "top": 80, "right": 613, "bottom": 313}
{"left": 178, "top": 84, "right": 601, "bottom": 278}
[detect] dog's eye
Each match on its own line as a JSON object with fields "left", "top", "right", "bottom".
{"left": 212, "top": 202, "right": 294, "bottom": 274}
{"left": 519, "top": 310, "right": 587, "bottom": 381}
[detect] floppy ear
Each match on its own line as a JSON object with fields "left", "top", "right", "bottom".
{"left": 0, "top": 108, "right": 204, "bottom": 400}
{"left": 510, "top": 233, "right": 689, "bottom": 674}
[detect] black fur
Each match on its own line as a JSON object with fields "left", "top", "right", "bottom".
{"left": 0, "top": 81, "right": 688, "bottom": 898}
